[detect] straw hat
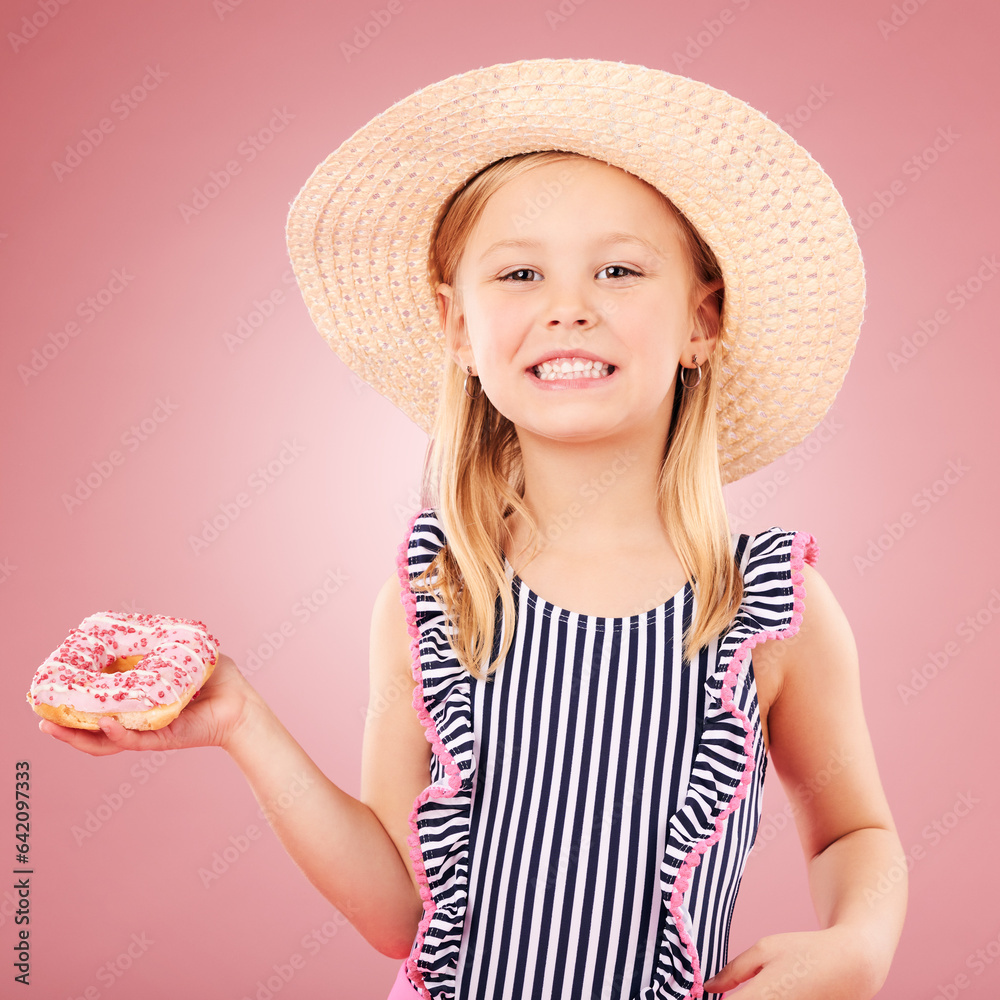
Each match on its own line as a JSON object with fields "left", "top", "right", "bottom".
{"left": 285, "top": 57, "right": 865, "bottom": 483}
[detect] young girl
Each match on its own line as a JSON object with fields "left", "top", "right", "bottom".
{"left": 40, "top": 59, "right": 906, "bottom": 999}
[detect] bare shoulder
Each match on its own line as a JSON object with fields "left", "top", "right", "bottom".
{"left": 757, "top": 561, "right": 857, "bottom": 673}
{"left": 360, "top": 570, "right": 432, "bottom": 898}
{"left": 366, "top": 570, "right": 419, "bottom": 698}
{"left": 757, "top": 561, "right": 896, "bottom": 858}
{"left": 752, "top": 562, "right": 854, "bottom": 752}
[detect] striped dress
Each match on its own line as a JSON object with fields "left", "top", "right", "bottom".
{"left": 390, "top": 508, "right": 818, "bottom": 1000}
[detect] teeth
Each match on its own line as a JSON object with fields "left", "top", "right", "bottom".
{"left": 532, "top": 358, "right": 613, "bottom": 381}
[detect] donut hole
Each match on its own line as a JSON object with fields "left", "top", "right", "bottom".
{"left": 102, "top": 654, "right": 145, "bottom": 674}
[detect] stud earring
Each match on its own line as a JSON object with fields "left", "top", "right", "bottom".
{"left": 463, "top": 365, "right": 483, "bottom": 399}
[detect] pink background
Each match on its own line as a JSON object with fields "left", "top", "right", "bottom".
{"left": 3, "top": 1, "right": 998, "bottom": 997}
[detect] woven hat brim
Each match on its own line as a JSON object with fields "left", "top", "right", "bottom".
{"left": 285, "top": 57, "right": 865, "bottom": 483}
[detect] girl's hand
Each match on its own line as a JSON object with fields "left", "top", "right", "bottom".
{"left": 36, "top": 653, "right": 256, "bottom": 756}
{"left": 703, "top": 926, "right": 879, "bottom": 998}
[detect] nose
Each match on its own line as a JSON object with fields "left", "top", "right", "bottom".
{"left": 542, "top": 275, "right": 599, "bottom": 333}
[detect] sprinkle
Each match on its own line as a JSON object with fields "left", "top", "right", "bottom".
{"left": 28, "top": 612, "right": 219, "bottom": 718}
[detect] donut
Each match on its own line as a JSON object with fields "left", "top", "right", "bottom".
{"left": 27, "top": 611, "right": 220, "bottom": 731}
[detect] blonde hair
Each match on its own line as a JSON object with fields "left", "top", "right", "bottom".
{"left": 412, "top": 150, "right": 742, "bottom": 678}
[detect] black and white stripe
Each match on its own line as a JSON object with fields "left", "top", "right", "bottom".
{"left": 400, "top": 510, "right": 809, "bottom": 1000}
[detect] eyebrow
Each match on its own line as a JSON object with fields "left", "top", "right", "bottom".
{"left": 478, "top": 231, "right": 665, "bottom": 261}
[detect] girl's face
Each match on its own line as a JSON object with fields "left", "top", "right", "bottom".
{"left": 437, "top": 156, "right": 718, "bottom": 444}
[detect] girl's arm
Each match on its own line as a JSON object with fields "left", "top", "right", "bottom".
{"left": 38, "top": 571, "right": 430, "bottom": 959}
{"left": 704, "top": 562, "right": 907, "bottom": 997}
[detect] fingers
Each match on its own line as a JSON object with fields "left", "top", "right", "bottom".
{"left": 99, "top": 715, "right": 182, "bottom": 752}
{"left": 703, "top": 943, "right": 766, "bottom": 993}
{"left": 38, "top": 715, "right": 171, "bottom": 756}
{"left": 38, "top": 717, "right": 123, "bottom": 757}
{"left": 215, "top": 652, "right": 238, "bottom": 673}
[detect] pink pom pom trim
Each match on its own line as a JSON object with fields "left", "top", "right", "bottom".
{"left": 395, "top": 510, "right": 463, "bottom": 1000}
{"left": 393, "top": 517, "right": 819, "bottom": 998}
{"left": 667, "top": 530, "right": 818, "bottom": 997}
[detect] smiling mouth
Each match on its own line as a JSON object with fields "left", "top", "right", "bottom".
{"left": 530, "top": 359, "right": 616, "bottom": 381}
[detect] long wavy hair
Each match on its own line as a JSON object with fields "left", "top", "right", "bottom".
{"left": 411, "top": 150, "right": 742, "bottom": 679}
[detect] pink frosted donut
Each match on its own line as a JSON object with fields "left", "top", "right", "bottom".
{"left": 28, "top": 611, "right": 220, "bottom": 731}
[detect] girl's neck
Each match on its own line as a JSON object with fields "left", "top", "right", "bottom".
{"left": 507, "top": 425, "right": 670, "bottom": 553}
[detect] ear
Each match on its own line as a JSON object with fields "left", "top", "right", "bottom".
{"left": 689, "top": 278, "right": 723, "bottom": 360}
{"left": 437, "top": 282, "right": 473, "bottom": 372}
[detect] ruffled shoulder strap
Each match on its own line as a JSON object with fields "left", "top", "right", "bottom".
{"left": 737, "top": 529, "right": 820, "bottom": 629}
{"left": 395, "top": 508, "right": 477, "bottom": 1000}
{"left": 707, "top": 526, "right": 820, "bottom": 702}
{"left": 651, "top": 527, "right": 819, "bottom": 998}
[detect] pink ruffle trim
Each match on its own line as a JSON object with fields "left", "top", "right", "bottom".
{"left": 668, "top": 531, "right": 819, "bottom": 997}
{"left": 395, "top": 510, "right": 464, "bottom": 1000}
